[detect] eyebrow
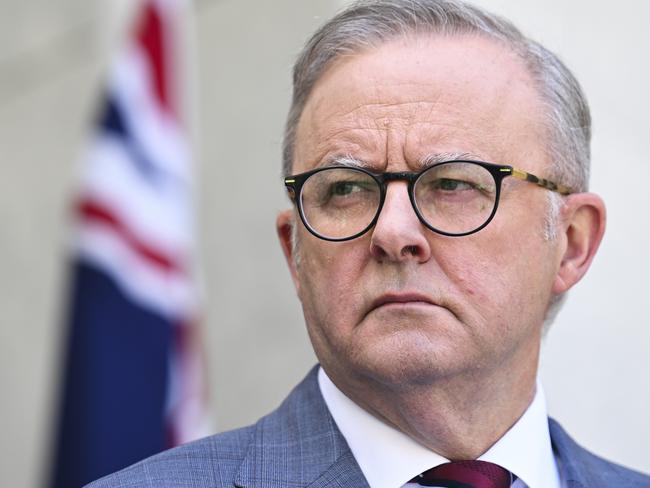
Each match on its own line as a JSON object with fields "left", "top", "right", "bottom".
{"left": 324, "top": 152, "right": 490, "bottom": 170}
{"left": 420, "top": 152, "right": 487, "bottom": 168}
{"left": 323, "top": 155, "right": 369, "bottom": 168}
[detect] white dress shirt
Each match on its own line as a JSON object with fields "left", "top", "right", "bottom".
{"left": 318, "top": 367, "right": 563, "bottom": 488}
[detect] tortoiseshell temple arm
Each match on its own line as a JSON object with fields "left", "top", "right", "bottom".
{"left": 502, "top": 167, "right": 574, "bottom": 196}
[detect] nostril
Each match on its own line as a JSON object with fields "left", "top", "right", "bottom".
{"left": 402, "top": 245, "right": 419, "bottom": 256}
{"left": 370, "top": 242, "right": 389, "bottom": 261}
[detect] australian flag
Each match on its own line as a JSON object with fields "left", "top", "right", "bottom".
{"left": 50, "top": 1, "right": 210, "bottom": 486}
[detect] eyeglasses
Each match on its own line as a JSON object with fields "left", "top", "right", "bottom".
{"left": 284, "top": 160, "right": 572, "bottom": 241}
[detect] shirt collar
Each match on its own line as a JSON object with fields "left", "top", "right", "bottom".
{"left": 318, "top": 367, "right": 561, "bottom": 488}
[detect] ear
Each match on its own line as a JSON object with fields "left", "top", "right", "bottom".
{"left": 276, "top": 209, "right": 301, "bottom": 293}
{"left": 553, "top": 192, "right": 606, "bottom": 294}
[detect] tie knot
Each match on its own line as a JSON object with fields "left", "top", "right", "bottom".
{"left": 413, "top": 460, "right": 512, "bottom": 488}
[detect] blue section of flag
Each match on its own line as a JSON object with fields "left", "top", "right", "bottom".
{"left": 51, "top": 260, "right": 172, "bottom": 488}
{"left": 99, "top": 96, "right": 128, "bottom": 139}
{"left": 98, "top": 96, "right": 162, "bottom": 182}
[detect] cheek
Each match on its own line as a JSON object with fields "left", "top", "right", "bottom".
{"left": 445, "top": 254, "right": 512, "bottom": 321}
{"left": 296, "top": 238, "right": 369, "bottom": 330}
{"left": 438, "top": 230, "right": 549, "bottom": 328}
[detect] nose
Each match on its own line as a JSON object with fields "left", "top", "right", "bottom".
{"left": 369, "top": 182, "right": 432, "bottom": 263}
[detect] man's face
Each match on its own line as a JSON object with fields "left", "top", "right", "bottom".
{"left": 280, "top": 35, "right": 566, "bottom": 393}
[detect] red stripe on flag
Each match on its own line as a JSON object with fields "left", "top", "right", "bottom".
{"left": 136, "top": 2, "right": 174, "bottom": 116}
{"left": 77, "top": 198, "right": 181, "bottom": 274}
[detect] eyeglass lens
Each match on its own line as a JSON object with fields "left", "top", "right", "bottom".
{"left": 301, "top": 168, "right": 381, "bottom": 239}
{"left": 299, "top": 162, "right": 498, "bottom": 240}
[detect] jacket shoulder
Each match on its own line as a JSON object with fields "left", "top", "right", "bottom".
{"left": 85, "top": 425, "right": 254, "bottom": 488}
{"left": 85, "top": 367, "right": 355, "bottom": 487}
{"left": 572, "top": 447, "right": 650, "bottom": 487}
{"left": 549, "top": 418, "right": 650, "bottom": 487}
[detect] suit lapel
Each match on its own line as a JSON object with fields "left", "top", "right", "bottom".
{"left": 551, "top": 417, "right": 650, "bottom": 487}
{"left": 549, "top": 418, "right": 600, "bottom": 488}
{"left": 234, "top": 366, "right": 369, "bottom": 488}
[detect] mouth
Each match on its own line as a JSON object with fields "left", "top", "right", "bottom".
{"left": 369, "top": 293, "right": 437, "bottom": 312}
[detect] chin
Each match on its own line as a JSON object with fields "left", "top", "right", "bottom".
{"left": 344, "top": 332, "right": 463, "bottom": 390}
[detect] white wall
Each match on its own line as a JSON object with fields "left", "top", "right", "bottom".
{"left": 1, "top": 1, "right": 647, "bottom": 486}
{"left": 0, "top": 2, "right": 129, "bottom": 486}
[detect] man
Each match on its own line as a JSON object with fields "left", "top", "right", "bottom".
{"left": 88, "top": 0, "right": 650, "bottom": 487}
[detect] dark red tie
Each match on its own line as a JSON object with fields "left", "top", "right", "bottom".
{"left": 412, "top": 460, "right": 512, "bottom": 487}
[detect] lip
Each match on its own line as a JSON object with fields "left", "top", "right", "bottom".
{"left": 370, "top": 292, "right": 437, "bottom": 312}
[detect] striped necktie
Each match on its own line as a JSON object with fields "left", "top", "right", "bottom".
{"left": 412, "top": 460, "right": 513, "bottom": 487}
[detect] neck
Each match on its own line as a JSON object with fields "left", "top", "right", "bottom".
{"left": 327, "top": 346, "right": 539, "bottom": 460}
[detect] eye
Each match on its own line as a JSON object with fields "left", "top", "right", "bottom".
{"left": 302, "top": 168, "right": 379, "bottom": 211}
{"left": 331, "top": 181, "right": 362, "bottom": 196}
{"left": 433, "top": 178, "right": 475, "bottom": 191}
{"left": 325, "top": 178, "right": 378, "bottom": 200}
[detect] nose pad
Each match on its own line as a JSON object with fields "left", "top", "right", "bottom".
{"left": 369, "top": 182, "right": 432, "bottom": 262}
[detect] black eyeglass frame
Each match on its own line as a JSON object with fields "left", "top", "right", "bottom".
{"left": 284, "top": 160, "right": 573, "bottom": 242}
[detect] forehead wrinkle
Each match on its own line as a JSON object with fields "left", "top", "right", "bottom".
{"left": 308, "top": 125, "right": 385, "bottom": 165}
{"left": 309, "top": 92, "right": 443, "bottom": 129}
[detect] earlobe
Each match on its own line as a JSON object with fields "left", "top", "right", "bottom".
{"left": 276, "top": 210, "right": 301, "bottom": 292}
{"left": 553, "top": 193, "right": 606, "bottom": 294}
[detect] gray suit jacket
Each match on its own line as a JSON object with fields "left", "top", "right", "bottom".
{"left": 87, "top": 366, "right": 650, "bottom": 487}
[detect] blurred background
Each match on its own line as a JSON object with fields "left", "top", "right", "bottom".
{"left": 1, "top": 0, "right": 648, "bottom": 486}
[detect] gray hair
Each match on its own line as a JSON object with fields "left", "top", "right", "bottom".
{"left": 282, "top": 0, "right": 591, "bottom": 196}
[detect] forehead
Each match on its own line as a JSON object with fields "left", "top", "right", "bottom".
{"left": 293, "top": 34, "right": 549, "bottom": 173}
